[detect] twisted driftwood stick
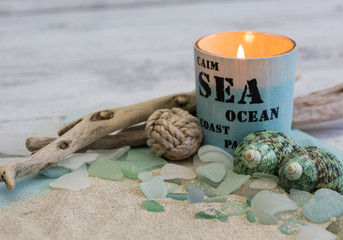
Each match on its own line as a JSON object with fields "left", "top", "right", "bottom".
{"left": 292, "top": 83, "right": 343, "bottom": 127}
{"left": 0, "top": 91, "right": 196, "bottom": 190}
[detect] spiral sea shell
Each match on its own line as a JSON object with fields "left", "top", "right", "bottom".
{"left": 279, "top": 146, "right": 343, "bottom": 193}
{"left": 233, "top": 130, "right": 300, "bottom": 175}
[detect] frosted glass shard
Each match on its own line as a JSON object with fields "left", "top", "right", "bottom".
{"left": 184, "top": 182, "right": 216, "bottom": 197}
{"left": 257, "top": 210, "right": 279, "bottom": 225}
{"left": 326, "top": 214, "right": 343, "bottom": 235}
{"left": 112, "top": 161, "right": 141, "bottom": 179}
{"left": 138, "top": 171, "right": 153, "bottom": 182}
{"left": 165, "top": 182, "right": 179, "bottom": 193}
{"left": 90, "top": 146, "right": 130, "bottom": 162}
{"left": 246, "top": 195, "right": 254, "bottom": 207}
{"left": 246, "top": 210, "right": 256, "bottom": 223}
{"left": 88, "top": 160, "right": 123, "bottom": 180}
{"left": 253, "top": 173, "right": 279, "bottom": 183}
{"left": 161, "top": 163, "right": 196, "bottom": 180}
{"left": 290, "top": 189, "right": 313, "bottom": 207}
{"left": 232, "top": 182, "right": 261, "bottom": 197}
{"left": 57, "top": 153, "right": 98, "bottom": 170}
{"left": 193, "top": 154, "right": 208, "bottom": 170}
{"left": 0, "top": 137, "right": 31, "bottom": 156}
{"left": 296, "top": 225, "right": 336, "bottom": 240}
{"left": 187, "top": 187, "right": 205, "bottom": 203}
{"left": 198, "top": 145, "right": 234, "bottom": 170}
{"left": 142, "top": 200, "right": 164, "bottom": 212}
{"left": 249, "top": 179, "right": 277, "bottom": 190}
{"left": 194, "top": 208, "right": 228, "bottom": 222}
{"left": 196, "top": 163, "right": 226, "bottom": 183}
{"left": 32, "top": 118, "right": 64, "bottom": 138}
{"left": 49, "top": 168, "right": 90, "bottom": 190}
{"left": 197, "top": 176, "right": 221, "bottom": 188}
{"left": 216, "top": 170, "right": 250, "bottom": 196}
{"left": 168, "top": 193, "right": 188, "bottom": 201}
{"left": 205, "top": 196, "right": 227, "bottom": 203}
{"left": 278, "top": 219, "right": 304, "bottom": 235}
{"left": 140, "top": 176, "right": 167, "bottom": 199}
{"left": 302, "top": 188, "right": 343, "bottom": 223}
{"left": 251, "top": 190, "right": 297, "bottom": 224}
{"left": 40, "top": 166, "right": 70, "bottom": 178}
{"left": 126, "top": 147, "right": 167, "bottom": 171}
{"left": 221, "top": 200, "right": 247, "bottom": 216}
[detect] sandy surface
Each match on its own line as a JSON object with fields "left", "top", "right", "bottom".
{"left": 0, "top": 163, "right": 332, "bottom": 240}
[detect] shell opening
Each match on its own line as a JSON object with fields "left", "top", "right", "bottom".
{"left": 285, "top": 162, "right": 303, "bottom": 181}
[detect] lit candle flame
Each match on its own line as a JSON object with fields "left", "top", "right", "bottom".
{"left": 237, "top": 44, "right": 245, "bottom": 58}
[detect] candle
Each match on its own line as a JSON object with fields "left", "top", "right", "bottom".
{"left": 194, "top": 31, "right": 297, "bottom": 154}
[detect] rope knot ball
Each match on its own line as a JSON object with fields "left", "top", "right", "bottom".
{"left": 146, "top": 108, "right": 203, "bottom": 160}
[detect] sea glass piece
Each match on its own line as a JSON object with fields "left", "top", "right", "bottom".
{"left": 40, "top": 166, "right": 70, "bottom": 178}
{"left": 161, "top": 163, "right": 196, "bottom": 180}
{"left": 193, "top": 154, "right": 208, "bottom": 170}
{"left": 246, "top": 195, "right": 254, "bottom": 206}
{"left": 140, "top": 176, "right": 167, "bottom": 199}
{"left": 216, "top": 170, "right": 250, "bottom": 196}
{"left": 302, "top": 188, "right": 343, "bottom": 223}
{"left": 232, "top": 181, "right": 261, "bottom": 197}
{"left": 278, "top": 219, "right": 304, "bottom": 235}
{"left": 197, "top": 176, "right": 221, "bottom": 188}
{"left": 194, "top": 208, "right": 228, "bottom": 222}
{"left": 198, "top": 145, "right": 234, "bottom": 170}
{"left": 113, "top": 161, "right": 141, "bottom": 179}
{"left": 168, "top": 193, "right": 188, "bottom": 201}
{"left": 246, "top": 210, "right": 256, "bottom": 223}
{"left": 252, "top": 172, "right": 280, "bottom": 183}
{"left": 290, "top": 189, "right": 313, "bottom": 207}
{"left": 326, "top": 214, "right": 343, "bottom": 235}
{"left": 249, "top": 179, "right": 277, "bottom": 190}
{"left": 88, "top": 160, "right": 123, "bottom": 180}
{"left": 196, "top": 162, "right": 226, "bottom": 183}
{"left": 57, "top": 153, "right": 98, "bottom": 170}
{"left": 165, "top": 182, "right": 179, "bottom": 193}
{"left": 142, "top": 200, "right": 164, "bottom": 212}
{"left": 205, "top": 196, "right": 227, "bottom": 203}
{"left": 184, "top": 182, "right": 216, "bottom": 197}
{"left": 251, "top": 190, "right": 298, "bottom": 225}
{"left": 296, "top": 225, "right": 336, "bottom": 240}
{"left": 32, "top": 118, "right": 64, "bottom": 138}
{"left": 49, "top": 164, "right": 90, "bottom": 190}
{"left": 126, "top": 147, "right": 167, "bottom": 171}
{"left": 0, "top": 137, "right": 31, "bottom": 156}
{"left": 90, "top": 146, "right": 130, "bottom": 162}
{"left": 138, "top": 171, "right": 153, "bottom": 182}
{"left": 221, "top": 200, "right": 247, "bottom": 216}
{"left": 187, "top": 187, "right": 205, "bottom": 203}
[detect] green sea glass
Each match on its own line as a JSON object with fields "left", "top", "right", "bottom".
{"left": 126, "top": 147, "right": 167, "bottom": 171}
{"left": 40, "top": 166, "right": 70, "bottom": 178}
{"left": 165, "top": 182, "right": 179, "bottom": 193}
{"left": 278, "top": 219, "right": 304, "bottom": 235}
{"left": 252, "top": 173, "right": 279, "bottom": 183}
{"left": 167, "top": 193, "right": 188, "bottom": 201}
{"left": 290, "top": 189, "right": 313, "bottom": 207}
{"left": 246, "top": 210, "right": 256, "bottom": 223}
{"left": 198, "top": 145, "right": 234, "bottom": 170}
{"left": 196, "top": 162, "right": 226, "bottom": 183}
{"left": 184, "top": 182, "right": 216, "bottom": 197}
{"left": 249, "top": 179, "right": 277, "bottom": 190}
{"left": 246, "top": 195, "right": 254, "bottom": 207}
{"left": 90, "top": 146, "right": 130, "bottom": 162}
{"left": 205, "top": 196, "right": 227, "bottom": 203}
{"left": 296, "top": 225, "right": 336, "bottom": 240}
{"left": 142, "top": 200, "right": 164, "bottom": 212}
{"left": 88, "top": 160, "right": 123, "bottom": 180}
{"left": 216, "top": 170, "right": 250, "bottom": 196}
{"left": 112, "top": 161, "right": 141, "bottom": 179}
{"left": 194, "top": 208, "right": 228, "bottom": 222}
{"left": 140, "top": 176, "right": 167, "bottom": 199}
{"left": 161, "top": 163, "right": 196, "bottom": 180}
{"left": 221, "top": 200, "right": 248, "bottom": 216}
{"left": 138, "top": 171, "right": 153, "bottom": 182}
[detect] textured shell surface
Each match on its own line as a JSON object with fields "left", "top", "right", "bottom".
{"left": 233, "top": 130, "right": 300, "bottom": 175}
{"left": 279, "top": 146, "right": 343, "bottom": 194}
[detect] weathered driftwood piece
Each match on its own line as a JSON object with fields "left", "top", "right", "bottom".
{"left": 26, "top": 124, "right": 147, "bottom": 153}
{"left": 0, "top": 91, "right": 196, "bottom": 190}
{"left": 292, "top": 83, "right": 343, "bottom": 128}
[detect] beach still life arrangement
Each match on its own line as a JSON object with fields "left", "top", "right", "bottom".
{"left": 1, "top": 31, "right": 343, "bottom": 240}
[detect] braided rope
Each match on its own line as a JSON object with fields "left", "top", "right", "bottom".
{"left": 146, "top": 108, "right": 203, "bottom": 160}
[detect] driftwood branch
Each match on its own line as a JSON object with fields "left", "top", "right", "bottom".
{"left": 0, "top": 91, "right": 196, "bottom": 190}
{"left": 26, "top": 124, "right": 147, "bottom": 153}
{"left": 292, "top": 83, "right": 343, "bottom": 127}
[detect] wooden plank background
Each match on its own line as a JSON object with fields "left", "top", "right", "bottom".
{"left": 0, "top": 0, "right": 342, "bottom": 151}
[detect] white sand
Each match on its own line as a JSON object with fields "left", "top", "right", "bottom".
{"left": 0, "top": 166, "right": 332, "bottom": 240}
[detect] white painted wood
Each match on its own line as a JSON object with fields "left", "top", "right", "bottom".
{"left": 0, "top": 0, "right": 342, "bottom": 152}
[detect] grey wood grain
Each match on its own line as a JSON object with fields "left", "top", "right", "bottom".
{"left": 0, "top": 0, "right": 342, "bottom": 151}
